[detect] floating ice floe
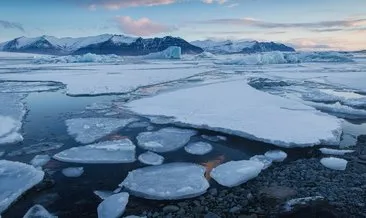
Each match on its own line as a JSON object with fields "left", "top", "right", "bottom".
{"left": 319, "top": 148, "right": 355, "bottom": 156}
{"left": 7, "top": 142, "right": 64, "bottom": 157}
{"left": 264, "top": 150, "right": 288, "bottom": 162}
{"left": 126, "top": 80, "right": 342, "bottom": 148}
{"left": 201, "top": 135, "right": 227, "bottom": 142}
{"left": 33, "top": 53, "right": 124, "bottom": 64}
{"left": 30, "top": 155, "right": 51, "bottom": 168}
{"left": 0, "top": 81, "right": 62, "bottom": 93}
{"left": 94, "top": 190, "right": 114, "bottom": 200}
{"left": 0, "top": 160, "right": 45, "bottom": 214}
{"left": 62, "top": 167, "right": 84, "bottom": 178}
{"left": 23, "top": 204, "right": 56, "bottom": 218}
{"left": 184, "top": 142, "right": 213, "bottom": 155}
{"left": 97, "top": 192, "right": 129, "bottom": 218}
{"left": 53, "top": 139, "right": 136, "bottom": 164}
{"left": 127, "top": 121, "right": 150, "bottom": 129}
{"left": 210, "top": 160, "right": 263, "bottom": 187}
{"left": 305, "top": 101, "right": 366, "bottom": 119}
{"left": 0, "top": 93, "right": 26, "bottom": 144}
{"left": 148, "top": 116, "right": 174, "bottom": 125}
{"left": 143, "top": 46, "right": 181, "bottom": 59}
{"left": 320, "top": 157, "right": 348, "bottom": 170}
{"left": 136, "top": 127, "right": 197, "bottom": 153}
{"left": 65, "top": 118, "right": 137, "bottom": 144}
{"left": 250, "top": 155, "right": 273, "bottom": 169}
{"left": 138, "top": 151, "right": 164, "bottom": 165}
{"left": 120, "top": 163, "right": 209, "bottom": 200}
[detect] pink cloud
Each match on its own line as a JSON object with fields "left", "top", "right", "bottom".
{"left": 115, "top": 16, "right": 177, "bottom": 36}
{"left": 86, "top": 0, "right": 175, "bottom": 10}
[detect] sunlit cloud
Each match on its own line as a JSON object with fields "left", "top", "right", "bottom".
{"left": 115, "top": 16, "right": 177, "bottom": 36}
{"left": 81, "top": 0, "right": 175, "bottom": 10}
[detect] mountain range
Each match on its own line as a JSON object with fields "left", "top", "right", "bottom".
{"left": 0, "top": 34, "right": 295, "bottom": 56}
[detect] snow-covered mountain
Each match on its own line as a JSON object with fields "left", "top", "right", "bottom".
{"left": 190, "top": 39, "right": 295, "bottom": 54}
{"left": 0, "top": 35, "right": 203, "bottom": 56}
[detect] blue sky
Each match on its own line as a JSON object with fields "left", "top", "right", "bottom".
{"left": 1, "top": 0, "right": 365, "bottom": 50}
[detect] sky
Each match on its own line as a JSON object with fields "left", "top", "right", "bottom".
{"left": 0, "top": 0, "right": 365, "bottom": 51}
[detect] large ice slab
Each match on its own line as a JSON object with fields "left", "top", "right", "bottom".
{"left": 250, "top": 155, "right": 273, "bottom": 170}
{"left": 136, "top": 127, "right": 197, "bottom": 153}
{"left": 319, "top": 148, "right": 355, "bottom": 156}
{"left": 0, "top": 81, "right": 62, "bottom": 93}
{"left": 210, "top": 160, "right": 263, "bottom": 187}
{"left": 0, "top": 160, "right": 45, "bottom": 214}
{"left": 320, "top": 157, "right": 347, "bottom": 170}
{"left": 97, "top": 192, "right": 129, "bottom": 218}
{"left": 66, "top": 118, "right": 137, "bottom": 144}
{"left": 138, "top": 151, "right": 164, "bottom": 166}
{"left": 0, "top": 93, "right": 26, "bottom": 144}
{"left": 120, "top": 163, "right": 209, "bottom": 200}
{"left": 184, "top": 142, "right": 213, "bottom": 155}
{"left": 23, "top": 204, "right": 56, "bottom": 218}
{"left": 53, "top": 139, "right": 136, "bottom": 164}
{"left": 305, "top": 101, "right": 366, "bottom": 119}
{"left": 126, "top": 80, "right": 342, "bottom": 148}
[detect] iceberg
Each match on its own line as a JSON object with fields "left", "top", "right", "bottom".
{"left": 62, "top": 167, "right": 84, "bottom": 178}
{"left": 53, "top": 139, "right": 136, "bottom": 164}
{"left": 120, "top": 163, "right": 209, "bottom": 200}
{"left": 136, "top": 127, "right": 197, "bottom": 153}
{"left": 143, "top": 46, "right": 181, "bottom": 59}
{"left": 320, "top": 157, "right": 347, "bottom": 170}
{"left": 94, "top": 190, "right": 114, "bottom": 200}
{"left": 7, "top": 142, "right": 64, "bottom": 157}
{"left": 97, "top": 192, "right": 129, "bottom": 218}
{"left": 33, "top": 53, "right": 124, "bottom": 64}
{"left": 30, "top": 155, "right": 51, "bottom": 168}
{"left": 65, "top": 118, "right": 137, "bottom": 144}
{"left": 264, "top": 150, "right": 288, "bottom": 162}
{"left": 184, "top": 142, "right": 213, "bottom": 155}
{"left": 0, "top": 160, "right": 45, "bottom": 214}
{"left": 23, "top": 204, "right": 56, "bottom": 218}
{"left": 138, "top": 151, "right": 164, "bottom": 166}
{"left": 319, "top": 148, "right": 355, "bottom": 156}
{"left": 210, "top": 160, "right": 263, "bottom": 187}
{"left": 126, "top": 80, "right": 342, "bottom": 148}
{"left": 249, "top": 155, "right": 273, "bottom": 169}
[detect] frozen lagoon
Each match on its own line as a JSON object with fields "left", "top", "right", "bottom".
{"left": 1, "top": 51, "right": 366, "bottom": 216}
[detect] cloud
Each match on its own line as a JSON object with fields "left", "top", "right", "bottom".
{"left": 201, "top": 17, "right": 366, "bottom": 29}
{"left": 83, "top": 0, "right": 175, "bottom": 10}
{"left": 0, "top": 20, "right": 25, "bottom": 32}
{"left": 202, "top": 0, "right": 229, "bottom": 4}
{"left": 115, "top": 16, "right": 177, "bottom": 36}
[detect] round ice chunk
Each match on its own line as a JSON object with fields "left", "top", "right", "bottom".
{"left": 250, "top": 155, "right": 272, "bottom": 169}
{"left": 210, "top": 160, "right": 263, "bottom": 187}
{"left": 264, "top": 150, "right": 287, "bottom": 162}
{"left": 62, "top": 167, "right": 84, "bottom": 177}
{"left": 121, "top": 163, "right": 209, "bottom": 200}
{"left": 320, "top": 157, "right": 347, "bottom": 170}
{"left": 98, "top": 192, "right": 129, "bottom": 218}
{"left": 184, "top": 142, "right": 213, "bottom": 155}
{"left": 138, "top": 151, "right": 164, "bottom": 166}
{"left": 23, "top": 204, "right": 55, "bottom": 218}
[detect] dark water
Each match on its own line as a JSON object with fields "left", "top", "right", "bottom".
{"left": 2, "top": 89, "right": 365, "bottom": 217}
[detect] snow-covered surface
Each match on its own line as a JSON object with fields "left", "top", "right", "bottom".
{"left": 54, "top": 139, "right": 136, "bottom": 164}
{"left": 30, "top": 155, "right": 51, "bottom": 168}
{"left": 184, "top": 142, "right": 213, "bottom": 155}
{"left": 319, "top": 148, "right": 355, "bottom": 156}
{"left": 143, "top": 46, "right": 181, "bottom": 59}
{"left": 62, "top": 167, "right": 84, "bottom": 178}
{"left": 210, "top": 160, "right": 263, "bottom": 187}
{"left": 191, "top": 39, "right": 256, "bottom": 54}
{"left": 0, "top": 160, "right": 45, "bottom": 214}
{"left": 249, "top": 155, "right": 273, "bottom": 169}
{"left": 0, "top": 63, "right": 207, "bottom": 96}
{"left": 0, "top": 94, "right": 26, "bottom": 144}
{"left": 65, "top": 118, "right": 137, "bottom": 144}
{"left": 136, "top": 127, "right": 197, "bottom": 153}
{"left": 320, "top": 157, "right": 348, "bottom": 170}
{"left": 94, "top": 190, "right": 114, "bottom": 200}
{"left": 120, "top": 163, "right": 209, "bottom": 200}
{"left": 23, "top": 204, "right": 56, "bottom": 218}
{"left": 33, "top": 53, "right": 123, "bottom": 64}
{"left": 97, "top": 192, "right": 129, "bottom": 218}
{"left": 138, "top": 151, "right": 164, "bottom": 165}
{"left": 264, "top": 150, "right": 288, "bottom": 162}
{"left": 284, "top": 196, "right": 325, "bottom": 212}
{"left": 126, "top": 80, "right": 342, "bottom": 148}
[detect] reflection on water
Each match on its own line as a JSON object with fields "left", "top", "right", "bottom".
{"left": 201, "top": 155, "right": 225, "bottom": 180}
